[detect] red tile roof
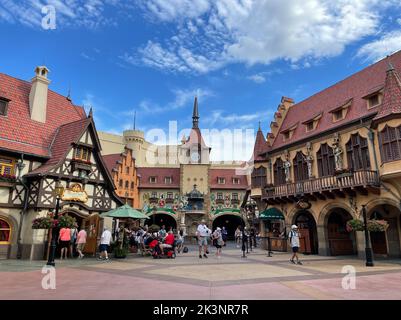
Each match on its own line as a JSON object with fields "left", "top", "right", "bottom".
{"left": 210, "top": 169, "right": 248, "bottom": 189}
{"left": 251, "top": 127, "right": 267, "bottom": 162}
{"left": 137, "top": 167, "right": 180, "bottom": 189}
{"left": 0, "top": 72, "right": 86, "bottom": 158}
{"left": 26, "top": 118, "right": 90, "bottom": 176}
{"left": 270, "top": 50, "right": 401, "bottom": 151}
{"left": 373, "top": 63, "right": 401, "bottom": 123}
{"left": 103, "top": 153, "right": 122, "bottom": 175}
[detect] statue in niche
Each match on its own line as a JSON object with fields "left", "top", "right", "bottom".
{"left": 304, "top": 142, "right": 314, "bottom": 179}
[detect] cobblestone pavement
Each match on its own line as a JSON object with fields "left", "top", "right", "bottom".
{"left": 1, "top": 243, "right": 401, "bottom": 300}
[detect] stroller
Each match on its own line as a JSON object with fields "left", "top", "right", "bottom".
{"left": 152, "top": 240, "right": 176, "bottom": 259}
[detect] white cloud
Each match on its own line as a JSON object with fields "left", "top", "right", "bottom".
{"left": 133, "top": 0, "right": 391, "bottom": 73}
{"left": 357, "top": 30, "right": 401, "bottom": 62}
{"left": 247, "top": 74, "right": 266, "bottom": 84}
{"left": 139, "top": 88, "right": 214, "bottom": 114}
{"left": 204, "top": 109, "right": 274, "bottom": 129}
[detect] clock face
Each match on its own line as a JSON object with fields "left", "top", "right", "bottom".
{"left": 191, "top": 152, "right": 200, "bottom": 162}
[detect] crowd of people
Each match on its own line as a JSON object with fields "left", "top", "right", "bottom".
{"left": 56, "top": 220, "right": 302, "bottom": 265}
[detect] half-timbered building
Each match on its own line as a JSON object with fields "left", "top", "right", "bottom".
{"left": 0, "top": 66, "right": 122, "bottom": 259}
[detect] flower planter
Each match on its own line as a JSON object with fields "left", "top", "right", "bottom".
{"left": 367, "top": 220, "right": 389, "bottom": 232}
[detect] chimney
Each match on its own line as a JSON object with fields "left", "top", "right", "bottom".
{"left": 29, "top": 66, "right": 50, "bottom": 123}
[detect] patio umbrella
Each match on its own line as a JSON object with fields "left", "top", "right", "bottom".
{"left": 101, "top": 204, "right": 149, "bottom": 219}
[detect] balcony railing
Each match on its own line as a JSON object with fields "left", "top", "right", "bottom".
{"left": 262, "top": 170, "right": 380, "bottom": 202}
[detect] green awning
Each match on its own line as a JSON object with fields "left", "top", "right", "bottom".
{"left": 259, "top": 208, "right": 285, "bottom": 220}
{"left": 101, "top": 204, "right": 149, "bottom": 219}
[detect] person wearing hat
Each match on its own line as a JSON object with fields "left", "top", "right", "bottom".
{"left": 212, "top": 227, "right": 224, "bottom": 258}
{"left": 196, "top": 219, "right": 211, "bottom": 258}
{"left": 289, "top": 225, "right": 302, "bottom": 265}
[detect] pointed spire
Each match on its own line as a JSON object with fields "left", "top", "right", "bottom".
{"left": 252, "top": 125, "right": 267, "bottom": 162}
{"left": 192, "top": 96, "right": 199, "bottom": 128}
{"left": 88, "top": 106, "right": 93, "bottom": 118}
{"left": 373, "top": 61, "right": 401, "bottom": 125}
{"left": 258, "top": 121, "right": 261, "bottom": 131}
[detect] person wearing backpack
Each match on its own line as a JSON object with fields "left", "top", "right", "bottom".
{"left": 289, "top": 225, "right": 302, "bottom": 265}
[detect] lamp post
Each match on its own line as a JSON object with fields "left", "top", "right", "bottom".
{"left": 362, "top": 205, "right": 374, "bottom": 267}
{"left": 46, "top": 181, "right": 64, "bottom": 267}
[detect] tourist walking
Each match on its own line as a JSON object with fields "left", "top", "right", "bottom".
{"left": 196, "top": 220, "right": 211, "bottom": 259}
{"left": 212, "top": 227, "right": 224, "bottom": 258}
{"left": 98, "top": 227, "right": 112, "bottom": 261}
{"left": 176, "top": 229, "right": 185, "bottom": 253}
{"left": 221, "top": 226, "right": 228, "bottom": 246}
{"left": 58, "top": 226, "right": 71, "bottom": 260}
{"left": 289, "top": 225, "right": 302, "bottom": 265}
{"left": 235, "top": 226, "right": 241, "bottom": 248}
{"left": 70, "top": 223, "right": 78, "bottom": 257}
{"left": 76, "top": 228, "right": 87, "bottom": 259}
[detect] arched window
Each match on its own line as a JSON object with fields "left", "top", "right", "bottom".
{"left": 119, "top": 179, "right": 123, "bottom": 188}
{"left": 125, "top": 181, "right": 129, "bottom": 189}
{"left": 131, "top": 182, "right": 135, "bottom": 189}
{"left": 0, "top": 218, "right": 11, "bottom": 244}
{"left": 317, "top": 143, "right": 335, "bottom": 177}
{"left": 379, "top": 126, "right": 401, "bottom": 162}
{"left": 273, "top": 158, "right": 286, "bottom": 185}
{"left": 346, "top": 134, "right": 370, "bottom": 170}
{"left": 251, "top": 166, "right": 266, "bottom": 187}
{"left": 293, "top": 151, "right": 308, "bottom": 181}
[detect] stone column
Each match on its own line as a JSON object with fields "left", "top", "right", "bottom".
{"left": 317, "top": 224, "right": 330, "bottom": 256}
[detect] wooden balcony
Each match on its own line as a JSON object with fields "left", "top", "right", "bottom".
{"left": 262, "top": 170, "right": 380, "bottom": 204}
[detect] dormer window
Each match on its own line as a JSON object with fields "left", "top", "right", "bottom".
{"left": 280, "top": 123, "right": 298, "bottom": 141}
{"left": 232, "top": 178, "right": 240, "bottom": 184}
{"left": 306, "top": 121, "right": 314, "bottom": 132}
{"left": 329, "top": 98, "right": 352, "bottom": 123}
{"left": 164, "top": 176, "right": 172, "bottom": 184}
{"left": 149, "top": 176, "right": 157, "bottom": 184}
{"left": 368, "top": 94, "right": 381, "bottom": 108}
{"left": 333, "top": 109, "right": 344, "bottom": 121}
{"left": 0, "top": 98, "right": 10, "bottom": 117}
{"left": 74, "top": 146, "right": 91, "bottom": 162}
{"left": 218, "top": 177, "right": 226, "bottom": 184}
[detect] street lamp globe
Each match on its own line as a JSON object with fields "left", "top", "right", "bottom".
{"left": 54, "top": 181, "right": 65, "bottom": 198}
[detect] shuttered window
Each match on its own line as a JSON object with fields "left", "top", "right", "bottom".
{"left": 251, "top": 167, "right": 266, "bottom": 187}
{"left": 346, "top": 133, "right": 370, "bottom": 170}
{"left": 317, "top": 144, "right": 335, "bottom": 177}
{"left": 273, "top": 158, "right": 286, "bottom": 185}
{"left": 293, "top": 152, "right": 309, "bottom": 181}
{"left": 379, "top": 126, "right": 401, "bottom": 162}
{"left": 0, "top": 157, "right": 15, "bottom": 176}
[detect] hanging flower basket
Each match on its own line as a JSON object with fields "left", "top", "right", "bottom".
{"left": 346, "top": 219, "right": 364, "bottom": 232}
{"left": 32, "top": 212, "right": 76, "bottom": 229}
{"left": 367, "top": 219, "right": 389, "bottom": 232}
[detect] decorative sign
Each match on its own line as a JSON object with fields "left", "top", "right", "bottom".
{"left": 296, "top": 198, "right": 311, "bottom": 210}
{"left": 62, "top": 183, "right": 88, "bottom": 203}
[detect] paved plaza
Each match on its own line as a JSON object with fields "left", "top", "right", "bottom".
{"left": 1, "top": 243, "right": 401, "bottom": 300}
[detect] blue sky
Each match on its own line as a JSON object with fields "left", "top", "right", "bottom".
{"left": 1, "top": 1, "right": 401, "bottom": 160}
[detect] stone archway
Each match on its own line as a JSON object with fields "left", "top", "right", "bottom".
{"left": 148, "top": 213, "right": 178, "bottom": 232}
{"left": 212, "top": 214, "right": 245, "bottom": 240}
{"left": 366, "top": 201, "right": 401, "bottom": 258}
{"left": 292, "top": 210, "right": 318, "bottom": 254}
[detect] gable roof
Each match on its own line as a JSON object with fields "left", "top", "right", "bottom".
{"left": 0, "top": 72, "right": 86, "bottom": 158}
{"left": 269, "top": 50, "right": 401, "bottom": 151}
{"left": 137, "top": 167, "right": 180, "bottom": 189}
{"left": 210, "top": 169, "right": 249, "bottom": 189}
{"left": 103, "top": 153, "right": 123, "bottom": 174}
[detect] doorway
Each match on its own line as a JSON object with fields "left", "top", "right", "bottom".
{"left": 149, "top": 213, "right": 177, "bottom": 232}
{"left": 294, "top": 210, "right": 318, "bottom": 254}
{"left": 327, "top": 208, "right": 356, "bottom": 256}
{"left": 212, "top": 214, "right": 245, "bottom": 240}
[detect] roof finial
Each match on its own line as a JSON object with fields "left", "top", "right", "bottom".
{"left": 258, "top": 121, "right": 261, "bottom": 131}
{"left": 66, "top": 84, "right": 72, "bottom": 101}
{"left": 133, "top": 110, "right": 136, "bottom": 130}
{"left": 88, "top": 106, "right": 93, "bottom": 118}
{"left": 192, "top": 96, "right": 199, "bottom": 129}
{"left": 387, "top": 55, "right": 395, "bottom": 72}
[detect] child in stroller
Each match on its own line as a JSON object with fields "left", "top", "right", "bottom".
{"left": 152, "top": 231, "right": 176, "bottom": 259}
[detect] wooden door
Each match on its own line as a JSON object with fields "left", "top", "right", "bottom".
{"left": 371, "top": 232, "right": 387, "bottom": 255}
{"left": 298, "top": 228, "right": 311, "bottom": 253}
{"left": 328, "top": 222, "right": 354, "bottom": 255}
{"left": 83, "top": 214, "right": 99, "bottom": 256}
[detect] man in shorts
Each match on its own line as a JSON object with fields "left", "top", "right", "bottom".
{"left": 289, "top": 225, "right": 302, "bottom": 265}
{"left": 196, "top": 220, "right": 211, "bottom": 259}
{"left": 98, "top": 227, "right": 112, "bottom": 261}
